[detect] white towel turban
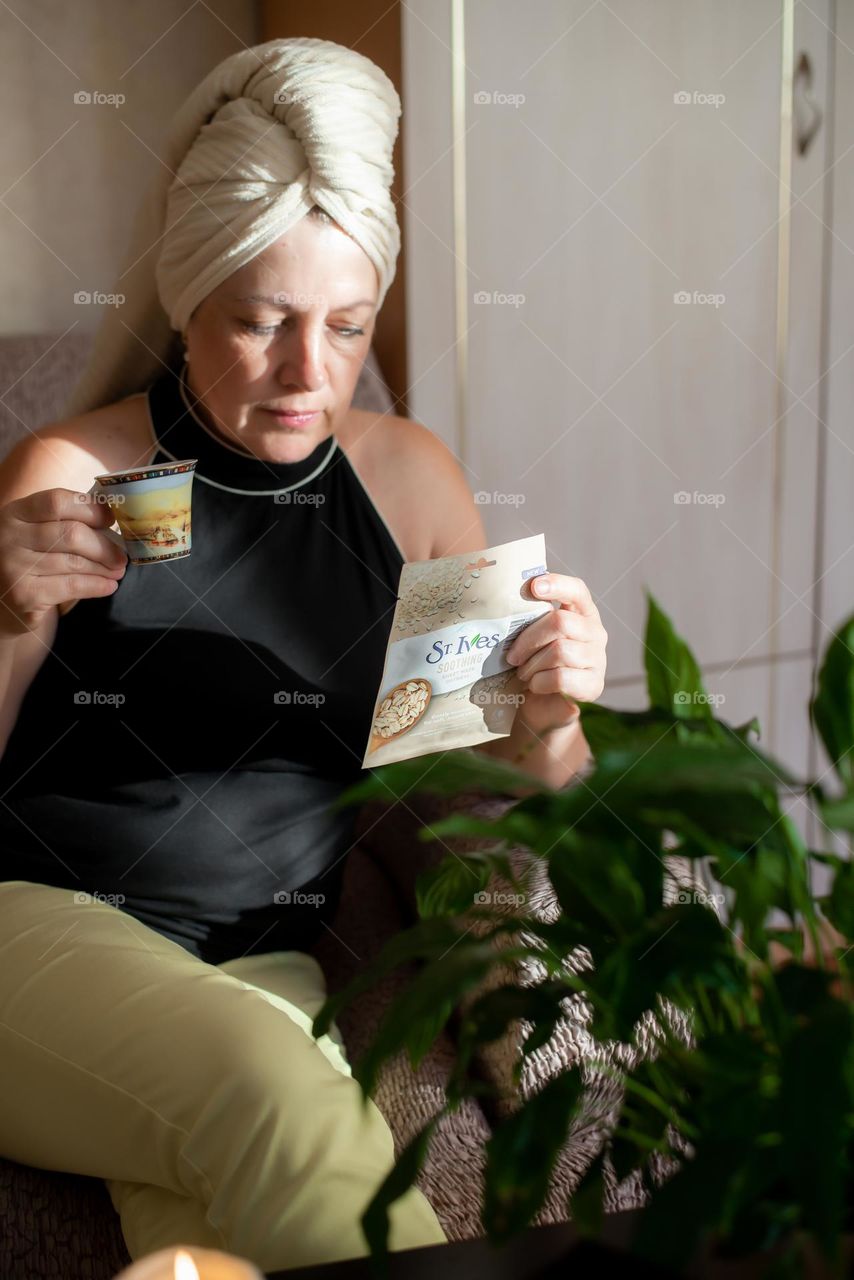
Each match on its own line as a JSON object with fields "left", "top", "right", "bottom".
{"left": 64, "top": 36, "right": 401, "bottom": 418}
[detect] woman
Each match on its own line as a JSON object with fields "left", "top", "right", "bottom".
{"left": 0, "top": 36, "right": 606, "bottom": 1272}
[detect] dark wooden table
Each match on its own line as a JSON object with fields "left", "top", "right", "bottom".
{"left": 266, "top": 1215, "right": 854, "bottom": 1280}
{"left": 265, "top": 1210, "right": 678, "bottom": 1280}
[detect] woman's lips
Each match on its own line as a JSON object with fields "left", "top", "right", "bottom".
{"left": 259, "top": 408, "right": 320, "bottom": 427}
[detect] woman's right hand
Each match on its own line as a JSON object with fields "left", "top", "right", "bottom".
{"left": 0, "top": 488, "right": 128, "bottom": 637}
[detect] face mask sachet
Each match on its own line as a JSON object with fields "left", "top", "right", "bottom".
{"left": 362, "top": 532, "right": 553, "bottom": 766}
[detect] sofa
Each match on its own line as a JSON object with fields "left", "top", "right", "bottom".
{"left": 0, "top": 331, "right": 700, "bottom": 1277}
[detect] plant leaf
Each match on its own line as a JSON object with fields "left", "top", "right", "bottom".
{"left": 569, "top": 1151, "right": 606, "bottom": 1237}
{"left": 352, "top": 941, "right": 505, "bottom": 1096}
{"left": 811, "top": 611, "right": 854, "bottom": 789}
{"left": 330, "top": 747, "right": 552, "bottom": 813}
{"left": 819, "top": 791, "right": 854, "bottom": 833}
{"left": 361, "top": 1117, "right": 440, "bottom": 1273}
{"left": 823, "top": 856, "right": 854, "bottom": 941}
{"left": 778, "top": 999, "right": 854, "bottom": 1254}
{"left": 415, "top": 854, "right": 492, "bottom": 918}
{"left": 484, "top": 1070, "right": 585, "bottom": 1241}
{"left": 644, "top": 589, "right": 713, "bottom": 722}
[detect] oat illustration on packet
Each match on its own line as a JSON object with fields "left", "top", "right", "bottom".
{"left": 362, "top": 533, "right": 554, "bottom": 766}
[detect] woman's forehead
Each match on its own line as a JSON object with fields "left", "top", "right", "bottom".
{"left": 220, "top": 225, "right": 379, "bottom": 304}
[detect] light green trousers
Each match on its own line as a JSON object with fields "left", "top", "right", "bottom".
{"left": 0, "top": 880, "right": 446, "bottom": 1272}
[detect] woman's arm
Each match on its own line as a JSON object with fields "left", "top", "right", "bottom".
{"left": 472, "top": 706, "right": 592, "bottom": 794}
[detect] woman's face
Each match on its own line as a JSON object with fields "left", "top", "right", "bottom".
{"left": 183, "top": 215, "right": 380, "bottom": 461}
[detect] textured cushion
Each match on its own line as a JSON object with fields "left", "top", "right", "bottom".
{"left": 356, "top": 786, "right": 716, "bottom": 1226}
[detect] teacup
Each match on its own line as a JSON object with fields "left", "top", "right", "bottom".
{"left": 87, "top": 459, "right": 197, "bottom": 565}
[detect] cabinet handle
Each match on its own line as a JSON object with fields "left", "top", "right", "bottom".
{"left": 794, "top": 51, "right": 823, "bottom": 157}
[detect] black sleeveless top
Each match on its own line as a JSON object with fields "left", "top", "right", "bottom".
{"left": 0, "top": 365, "right": 405, "bottom": 964}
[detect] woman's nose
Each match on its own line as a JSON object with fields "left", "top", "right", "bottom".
{"left": 278, "top": 328, "right": 325, "bottom": 391}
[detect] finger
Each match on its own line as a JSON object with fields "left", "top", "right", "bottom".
{"left": 25, "top": 519, "right": 128, "bottom": 574}
{"left": 15, "top": 487, "right": 121, "bottom": 530}
{"left": 506, "top": 611, "right": 594, "bottom": 667}
{"left": 530, "top": 574, "right": 596, "bottom": 615}
{"left": 21, "top": 573, "right": 122, "bottom": 612}
{"left": 516, "top": 637, "right": 594, "bottom": 683}
{"left": 527, "top": 666, "right": 604, "bottom": 699}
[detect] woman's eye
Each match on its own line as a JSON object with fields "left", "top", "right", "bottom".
{"left": 241, "top": 321, "right": 279, "bottom": 335}
{"left": 239, "top": 320, "right": 365, "bottom": 339}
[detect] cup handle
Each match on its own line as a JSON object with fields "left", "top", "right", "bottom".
{"left": 85, "top": 481, "right": 126, "bottom": 548}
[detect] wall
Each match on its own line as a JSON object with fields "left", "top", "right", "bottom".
{"left": 0, "top": 0, "right": 259, "bottom": 335}
{"left": 401, "top": 0, "right": 852, "bottom": 858}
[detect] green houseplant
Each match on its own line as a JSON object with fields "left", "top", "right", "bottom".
{"left": 313, "top": 592, "right": 854, "bottom": 1278}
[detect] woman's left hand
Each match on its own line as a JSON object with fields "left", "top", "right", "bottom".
{"left": 504, "top": 573, "right": 608, "bottom": 732}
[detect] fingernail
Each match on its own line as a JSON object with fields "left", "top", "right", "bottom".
{"left": 534, "top": 579, "right": 550, "bottom": 595}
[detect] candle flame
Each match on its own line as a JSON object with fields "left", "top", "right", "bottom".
{"left": 173, "top": 1249, "right": 200, "bottom": 1280}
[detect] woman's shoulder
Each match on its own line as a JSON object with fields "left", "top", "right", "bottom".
{"left": 336, "top": 406, "right": 488, "bottom": 561}
{"left": 28, "top": 391, "right": 156, "bottom": 478}
{"left": 337, "top": 405, "right": 458, "bottom": 474}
